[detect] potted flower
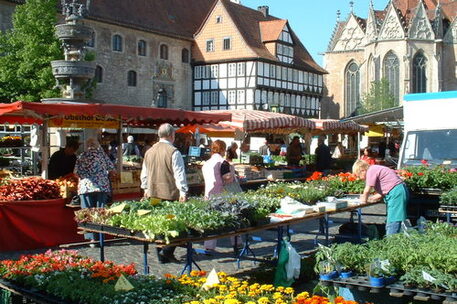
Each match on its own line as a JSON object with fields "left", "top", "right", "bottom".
{"left": 317, "top": 260, "right": 338, "bottom": 280}
{"left": 367, "top": 259, "right": 396, "bottom": 287}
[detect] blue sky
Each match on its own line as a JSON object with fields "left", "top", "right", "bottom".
{"left": 242, "top": 0, "right": 389, "bottom": 66}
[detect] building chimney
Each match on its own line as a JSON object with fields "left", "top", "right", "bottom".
{"left": 258, "top": 6, "right": 269, "bottom": 17}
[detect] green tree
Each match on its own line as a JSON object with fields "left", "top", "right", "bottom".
{"left": 359, "top": 78, "right": 397, "bottom": 114}
{"left": 0, "top": 0, "right": 62, "bottom": 102}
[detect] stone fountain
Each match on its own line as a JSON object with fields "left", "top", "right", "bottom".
{"left": 43, "top": 0, "right": 96, "bottom": 102}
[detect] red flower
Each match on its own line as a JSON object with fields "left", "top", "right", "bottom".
{"left": 421, "top": 159, "right": 429, "bottom": 166}
{"left": 417, "top": 172, "right": 424, "bottom": 176}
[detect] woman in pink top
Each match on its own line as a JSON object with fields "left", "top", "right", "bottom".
{"left": 352, "top": 160, "right": 409, "bottom": 235}
{"left": 201, "top": 140, "right": 241, "bottom": 252}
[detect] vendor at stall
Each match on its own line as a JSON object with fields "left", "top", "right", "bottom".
{"left": 48, "top": 139, "right": 80, "bottom": 180}
{"left": 352, "top": 160, "right": 409, "bottom": 235}
{"left": 286, "top": 136, "right": 303, "bottom": 166}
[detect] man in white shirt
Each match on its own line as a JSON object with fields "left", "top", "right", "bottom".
{"left": 140, "top": 123, "right": 188, "bottom": 263}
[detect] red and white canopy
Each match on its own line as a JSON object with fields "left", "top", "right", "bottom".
{"left": 310, "top": 119, "right": 368, "bottom": 134}
{"left": 202, "top": 109, "right": 315, "bottom": 133}
{"left": 0, "top": 101, "right": 232, "bottom": 127}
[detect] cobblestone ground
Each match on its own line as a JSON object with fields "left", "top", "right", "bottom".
{"left": 0, "top": 204, "right": 387, "bottom": 279}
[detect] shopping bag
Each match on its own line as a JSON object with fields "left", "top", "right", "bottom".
{"left": 285, "top": 241, "right": 301, "bottom": 280}
{"left": 273, "top": 240, "right": 295, "bottom": 287}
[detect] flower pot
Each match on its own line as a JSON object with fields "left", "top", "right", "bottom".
{"left": 319, "top": 271, "right": 338, "bottom": 281}
{"left": 386, "top": 275, "right": 396, "bottom": 285}
{"left": 369, "top": 276, "right": 386, "bottom": 287}
{"left": 339, "top": 271, "right": 353, "bottom": 279}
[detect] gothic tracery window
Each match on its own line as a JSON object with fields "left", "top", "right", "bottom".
{"left": 345, "top": 61, "right": 360, "bottom": 116}
{"left": 383, "top": 51, "right": 400, "bottom": 104}
{"left": 412, "top": 51, "right": 427, "bottom": 93}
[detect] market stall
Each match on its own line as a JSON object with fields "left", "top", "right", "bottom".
{"left": 0, "top": 101, "right": 231, "bottom": 252}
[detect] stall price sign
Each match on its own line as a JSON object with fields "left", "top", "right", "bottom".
{"left": 49, "top": 114, "right": 119, "bottom": 129}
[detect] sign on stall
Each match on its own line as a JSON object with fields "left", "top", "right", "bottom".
{"left": 49, "top": 114, "right": 119, "bottom": 129}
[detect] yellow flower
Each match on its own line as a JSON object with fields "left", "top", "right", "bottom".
{"left": 257, "top": 297, "right": 270, "bottom": 304}
{"left": 273, "top": 292, "right": 283, "bottom": 299}
{"left": 223, "top": 300, "right": 240, "bottom": 304}
{"left": 284, "top": 287, "right": 294, "bottom": 294}
{"left": 246, "top": 302, "right": 256, "bottom": 304}
{"left": 260, "top": 284, "right": 275, "bottom": 292}
{"left": 296, "top": 291, "right": 309, "bottom": 299}
{"left": 276, "top": 286, "right": 285, "bottom": 293}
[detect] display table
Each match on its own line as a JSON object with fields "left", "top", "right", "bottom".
{"left": 78, "top": 201, "right": 381, "bottom": 275}
{"left": 0, "top": 198, "right": 84, "bottom": 252}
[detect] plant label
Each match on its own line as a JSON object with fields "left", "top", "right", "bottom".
{"left": 422, "top": 271, "right": 436, "bottom": 282}
{"left": 202, "top": 268, "right": 220, "bottom": 290}
{"left": 115, "top": 274, "right": 134, "bottom": 291}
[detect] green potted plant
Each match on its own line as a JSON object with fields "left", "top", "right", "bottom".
{"left": 367, "top": 259, "right": 396, "bottom": 287}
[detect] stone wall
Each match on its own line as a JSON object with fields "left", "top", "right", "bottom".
{"left": 0, "top": 0, "right": 15, "bottom": 32}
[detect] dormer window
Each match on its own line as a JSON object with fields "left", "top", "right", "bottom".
{"left": 277, "top": 43, "right": 293, "bottom": 64}
{"left": 279, "top": 25, "right": 293, "bottom": 43}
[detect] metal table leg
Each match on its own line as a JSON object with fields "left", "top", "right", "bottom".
{"left": 274, "top": 226, "right": 284, "bottom": 258}
{"left": 324, "top": 214, "right": 329, "bottom": 245}
{"left": 180, "top": 242, "right": 201, "bottom": 275}
{"left": 237, "top": 234, "right": 257, "bottom": 269}
{"left": 99, "top": 232, "right": 105, "bottom": 262}
{"left": 357, "top": 208, "right": 362, "bottom": 242}
{"left": 143, "top": 243, "right": 149, "bottom": 275}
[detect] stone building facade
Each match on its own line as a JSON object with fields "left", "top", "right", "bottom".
{"left": 322, "top": 0, "right": 457, "bottom": 119}
{"left": 1, "top": 0, "right": 325, "bottom": 114}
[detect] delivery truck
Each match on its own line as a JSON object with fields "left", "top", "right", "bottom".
{"left": 399, "top": 91, "right": 457, "bottom": 220}
{"left": 399, "top": 90, "right": 457, "bottom": 168}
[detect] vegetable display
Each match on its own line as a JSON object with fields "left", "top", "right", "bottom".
{"left": 0, "top": 177, "right": 61, "bottom": 201}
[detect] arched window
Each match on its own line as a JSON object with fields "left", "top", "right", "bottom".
{"left": 95, "top": 65, "right": 103, "bottom": 83}
{"left": 383, "top": 51, "right": 400, "bottom": 104}
{"left": 181, "top": 48, "right": 189, "bottom": 63}
{"left": 157, "top": 89, "right": 167, "bottom": 108}
{"left": 412, "top": 51, "right": 427, "bottom": 93}
{"left": 112, "top": 34, "right": 123, "bottom": 52}
{"left": 160, "top": 44, "right": 168, "bottom": 60}
{"left": 138, "top": 40, "right": 147, "bottom": 56}
{"left": 127, "top": 70, "right": 137, "bottom": 87}
{"left": 345, "top": 61, "right": 360, "bottom": 116}
{"left": 87, "top": 31, "right": 95, "bottom": 48}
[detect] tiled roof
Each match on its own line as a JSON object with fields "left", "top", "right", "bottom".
{"left": 259, "top": 19, "right": 288, "bottom": 42}
{"left": 87, "top": 0, "right": 216, "bottom": 39}
{"left": 392, "top": 0, "right": 456, "bottom": 22}
{"left": 221, "top": 0, "right": 326, "bottom": 74}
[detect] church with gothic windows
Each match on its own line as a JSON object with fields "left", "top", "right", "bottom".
{"left": 322, "top": 0, "right": 457, "bottom": 119}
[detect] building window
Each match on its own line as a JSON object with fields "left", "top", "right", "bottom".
{"left": 210, "top": 65, "right": 218, "bottom": 78}
{"left": 216, "top": 15, "right": 223, "bottom": 23}
{"left": 206, "top": 39, "right": 214, "bottom": 52}
{"left": 112, "top": 34, "right": 123, "bottom": 52}
{"left": 159, "top": 44, "right": 168, "bottom": 60}
{"left": 95, "top": 65, "right": 103, "bottom": 83}
{"left": 202, "top": 92, "right": 210, "bottom": 105}
{"left": 210, "top": 91, "right": 218, "bottom": 105}
{"left": 228, "top": 90, "right": 236, "bottom": 104}
{"left": 383, "top": 51, "right": 400, "bottom": 104}
{"left": 279, "top": 26, "right": 292, "bottom": 43}
{"left": 87, "top": 31, "right": 95, "bottom": 47}
{"left": 276, "top": 43, "right": 293, "bottom": 64}
{"left": 223, "top": 37, "right": 231, "bottom": 50}
{"left": 157, "top": 89, "right": 167, "bottom": 108}
{"left": 195, "top": 66, "right": 203, "bottom": 79}
{"left": 127, "top": 70, "right": 137, "bottom": 87}
{"left": 228, "top": 63, "right": 236, "bottom": 77}
{"left": 237, "top": 62, "right": 245, "bottom": 76}
{"left": 181, "top": 48, "right": 189, "bottom": 63}
{"left": 345, "top": 61, "right": 360, "bottom": 116}
{"left": 412, "top": 51, "right": 427, "bottom": 93}
{"left": 137, "top": 40, "right": 147, "bottom": 56}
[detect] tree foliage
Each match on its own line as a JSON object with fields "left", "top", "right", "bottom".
{"left": 359, "top": 78, "right": 398, "bottom": 114}
{"left": 0, "top": 0, "right": 62, "bottom": 102}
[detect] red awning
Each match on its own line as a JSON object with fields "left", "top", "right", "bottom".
{"left": 202, "top": 109, "right": 315, "bottom": 133}
{"left": 0, "top": 101, "right": 231, "bottom": 126}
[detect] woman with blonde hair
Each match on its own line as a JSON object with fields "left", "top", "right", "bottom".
{"left": 352, "top": 160, "right": 409, "bottom": 235}
{"left": 75, "top": 137, "right": 116, "bottom": 244}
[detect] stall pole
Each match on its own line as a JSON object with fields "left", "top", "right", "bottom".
{"left": 116, "top": 118, "right": 122, "bottom": 174}
{"left": 357, "top": 131, "right": 361, "bottom": 159}
{"left": 40, "top": 120, "right": 49, "bottom": 179}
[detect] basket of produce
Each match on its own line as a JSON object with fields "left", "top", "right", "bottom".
{"left": 0, "top": 177, "right": 61, "bottom": 201}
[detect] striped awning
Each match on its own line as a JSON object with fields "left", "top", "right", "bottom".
{"left": 310, "top": 119, "right": 368, "bottom": 133}
{"left": 202, "top": 109, "right": 315, "bottom": 133}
